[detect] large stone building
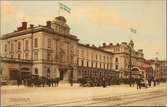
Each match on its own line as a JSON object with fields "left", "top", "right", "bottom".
{"left": 0, "top": 16, "right": 79, "bottom": 84}
{"left": 0, "top": 16, "right": 165, "bottom": 84}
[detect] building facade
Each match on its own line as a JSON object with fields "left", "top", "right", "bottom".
{"left": 100, "top": 40, "right": 149, "bottom": 79}
{"left": 0, "top": 16, "right": 165, "bottom": 85}
{"left": 158, "top": 60, "right": 167, "bottom": 81}
{"left": 0, "top": 16, "right": 79, "bottom": 84}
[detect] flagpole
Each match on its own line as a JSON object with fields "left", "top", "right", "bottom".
{"left": 58, "top": 5, "right": 60, "bottom": 16}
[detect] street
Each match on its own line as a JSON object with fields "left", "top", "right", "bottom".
{"left": 1, "top": 83, "right": 167, "bottom": 106}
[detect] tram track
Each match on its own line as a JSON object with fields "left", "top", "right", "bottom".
{"left": 41, "top": 89, "right": 166, "bottom": 106}
{"left": 6, "top": 88, "right": 166, "bottom": 107}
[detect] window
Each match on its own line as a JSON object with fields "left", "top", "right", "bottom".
{"left": 107, "top": 56, "right": 109, "bottom": 62}
{"left": 87, "top": 61, "right": 89, "bottom": 67}
{"left": 35, "top": 68, "right": 38, "bottom": 75}
{"left": 116, "top": 65, "right": 118, "bottom": 70}
{"left": 91, "top": 53, "right": 93, "bottom": 59}
{"left": 11, "top": 43, "right": 14, "bottom": 52}
{"left": 87, "top": 51, "right": 89, "bottom": 58}
{"left": 18, "top": 54, "right": 21, "bottom": 59}
{"left": 25, "top": 53, "right": 29, "bottom": 59}
{"left": 96, "top": 54, "right": 98, "bottom": 60}
{"left": 48, "top": 39, "right": 51, "bottom": 48}
{"left": 115, "top": 57, "right": 118, "bottom": 62}
{"left": 34, "top": 38, "right": 38, "bottom": 48}
{"left": 47, "top": 68, "right": 50, "bottom": 74}
{"left": 81, "top": 60, "right": 84, "bottom": 66}
{"left": 5, "top": 44, "right": 7, "bottom": 52}
{"left": 81, "top": 50, "right": 84, "bottom": 57}
{"left": 25, "top": 40, "right": 29, "bottom": 50}
{"left": 47, "top": 53, "right": 51, "bottom": 61}
{"left": 103, "top": 56, "right": 105, "bottom": 62}
{"left": 11, "top": 55, "right": 14, "bottom": 58}
{"left": 18, "top": 42, "right": 21, "bottom": 49}
{"left": 34, "top": 52, "right": 38, "bottom": 60}
{"left": 91, "top": 61, "right": 93, "bottom": 67}
{"left": 100, "top": 54, "right": 101, "bottom": 60}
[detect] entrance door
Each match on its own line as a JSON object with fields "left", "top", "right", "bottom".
{"left": 21, "top": 72, "right": 31, "bottom": 80}
{"left": 9, "top": 69, "right": 19, "bottom": 80}
{"left": 20, "top": 68, "right": 31, "bottom": 80}
{"left": 59, "top": 70, "right": 64, "bottom": 80}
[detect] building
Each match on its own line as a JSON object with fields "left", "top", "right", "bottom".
{"left": 100, "top": 40, "right": 150, "bottom": 79}
{"left": 77, "top": 43, "right": 119, "bottom": 81}
{"left": 0, "top": 16, "right": 163, "bottom": 85}
{"left": 158, "top": 60, "right": 167, "bottom": 82}
{"left": 0, "top": 16, "right": 79, "bottom": 84}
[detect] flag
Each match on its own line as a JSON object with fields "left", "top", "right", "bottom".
{"left": 130, "top": 28, "right": 136, "bottom": 34}
{"left": 59, "top": 2, "right": 71, "bottom": 14}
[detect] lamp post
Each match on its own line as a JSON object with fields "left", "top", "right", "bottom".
{"left": 129, "top": 41, "right": 132, "bottom": 87}
{"left": 128, "top": 28, "right": 136, "bottom": 87}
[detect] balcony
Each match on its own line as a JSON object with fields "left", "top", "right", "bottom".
{"left": 0, "top": 57, "right": 33, "bottom": 64}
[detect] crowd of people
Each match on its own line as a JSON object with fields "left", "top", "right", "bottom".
{"left": 16, "top": 74, "right": 162, "bottom": 89}
{"left": 127, "top": 77, "right": 161, "bottom": 89}
{"left": 17, "top": 75, "right": 60, "bottom": 87}
{"left": 78, "top": 77, "right": 120, "bottom": 87}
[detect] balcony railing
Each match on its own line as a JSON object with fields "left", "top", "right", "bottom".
{"left": 0, "top": 57, "right": 33, "bottom": 64}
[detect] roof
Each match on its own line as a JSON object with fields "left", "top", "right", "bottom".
{"left": 0, "top": 26, "right": 79, "bottom": 41}
{"left": 78, "top": 43, "right": 113, "bottom": 55}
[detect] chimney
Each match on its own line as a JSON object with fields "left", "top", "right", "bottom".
{"left": 138, "top": 49, "right": 143, "bottom": 53}
{"left": 46, "top": 21, "right": 51, "bottom": 28}
{"left": 121, "top": 42, "right": 127, "bottom": 45}
{"left": 17, "top": 26, "right": 23, "bottom": 31}
{"left": 103, "top": 43, "right": 106, "bottom": 47}
{"left": 92, "top": 44, "right": 96, "bottom": 47}
{"left": 30, "top": 24, "right": 34, "bottom": 28}
{"left": 86, "top": 44, "right": 90, "bottom": 46}
{"left": 116, "top": 43, "right": 120, "bottom": 46}
{"left": 22, "top": 22, "right": 27, "bottom": 30}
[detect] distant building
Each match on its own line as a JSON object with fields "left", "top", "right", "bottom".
{"left": 100, "top": 40, "right": 149, "bottom": 79}
{"left": 158, "top": 60, "right": 167, "bottom": 81}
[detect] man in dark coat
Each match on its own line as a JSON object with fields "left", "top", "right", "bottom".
{"left": 136, "top": 78, "right": 141, "bottom": 89}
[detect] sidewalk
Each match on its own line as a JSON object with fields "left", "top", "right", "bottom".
{"left": 1, "top": 83, "right": 81, "bottom": 90}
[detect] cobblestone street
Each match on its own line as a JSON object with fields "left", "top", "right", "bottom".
{"left": 1, "top": 83, "right": 167, "bottom": 106}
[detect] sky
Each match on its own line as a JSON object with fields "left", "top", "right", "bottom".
{"left": 0, "top": 0, "right": 166, "bottom": 60}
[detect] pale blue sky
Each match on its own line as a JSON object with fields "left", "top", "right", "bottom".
{"left": 1, "top": 0, "right": 166, "bottom": 60}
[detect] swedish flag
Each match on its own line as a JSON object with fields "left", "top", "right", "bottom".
{"left": 59, "top": 2, "right": 71, "bottom": 14}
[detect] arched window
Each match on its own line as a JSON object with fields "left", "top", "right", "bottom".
{"left": 115, "top": 65, "right": 118, "bottom": 70}
{"left": 47, "top": 68, "right": 50, "bottom": 74}
{"left": 115, "top": 57, "right": 118, "bottom": 62}
{"left": 35, "top": 68, "right": 38, "bottom": 75}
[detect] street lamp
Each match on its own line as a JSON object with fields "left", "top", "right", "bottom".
{"left": 128, "top": 40, "right": 133, "bottom": 87}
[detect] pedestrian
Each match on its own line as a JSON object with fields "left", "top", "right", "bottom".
{"left": 102, "top": 77, "right": 106, "bottom": 88}
{"left": 148, "top": 79, "right": 151, "bottom": 87}
{"left": 70, "top": 79, "right": 73, "bottom": 87}
{"left": 17, "top": 78, "right": 21, "bottom": 87}
{"left": 136, "top": 78, "right": 141, "bottom": 89}
{"left": 153, "top": 79, "right": 156, "bottom": 87}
